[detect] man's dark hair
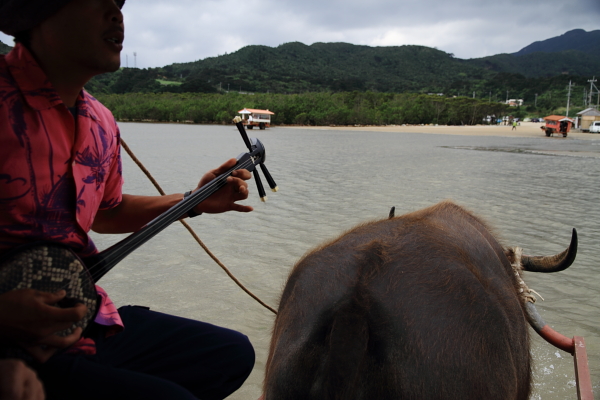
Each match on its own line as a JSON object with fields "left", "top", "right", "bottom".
{"left": 13, "top": 30, "right": 31, "bottom": 48}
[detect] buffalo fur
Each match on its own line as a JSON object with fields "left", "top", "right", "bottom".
{"left": 264, "top": 201, "right": 531, "bottom": 400}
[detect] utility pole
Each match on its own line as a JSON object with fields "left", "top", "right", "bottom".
{"left": 133, "top": 52, "right": 137, "bottom": 69}
{"left": 125, "top": 54, "right": 128, "bottom": 68}
{"left": 588, "top": 77, "right": 597, "bottom": 108}
{"left": 473, "top": 91, "right": 475, "bottom": 99}
{"left": 506, "top": 90, "right": 509, "bottom": 103}
{"left": 535, "top": 93, "right": 538, "bottom": 108}
{"left": 566, "top": 81, "right": 574, "bottom": 117}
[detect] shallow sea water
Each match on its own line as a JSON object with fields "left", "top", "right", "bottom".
{"left": 91, "top": 123, "right": 600, "bottom": 399}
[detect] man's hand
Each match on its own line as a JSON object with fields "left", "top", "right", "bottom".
{"left": 0, "top": 289, "right": 86, "bottom": 362}
{"left": 191, "top": 158, "right": 254, "bottom": 214}
{"left": 0, "top": 359, "right": 44, "bottom": 400}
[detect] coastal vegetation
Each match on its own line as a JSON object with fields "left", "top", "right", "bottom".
{"left": 96, "top": 91, "right": 512, "bottom": 126}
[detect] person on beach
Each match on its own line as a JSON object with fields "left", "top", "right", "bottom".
{"left": 512, "top": 120, "right": 517, "bottom": 130}
{"left": 0, "top": 1, "right": 255, "bottom": 399}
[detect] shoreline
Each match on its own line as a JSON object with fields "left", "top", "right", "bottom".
{"left": 280, "top": 122, "right": 600, "bottom": 140}
{"left": 115, "top": 120, "right": 600, "bottom": 141}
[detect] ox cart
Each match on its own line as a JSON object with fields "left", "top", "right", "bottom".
{"left": 237, "top": 108, "right": 274, "bottom": 130}
{"left": 541, "top": 115, "right": 574, "bottom": 137}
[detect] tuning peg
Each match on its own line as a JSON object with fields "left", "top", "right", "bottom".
{"left": 232, "top": 116, "right": 253, "bottom": 151}
{"left": 253, "top": 170, "right": 267, "bottom": 202}
{"left": 260, "top": 164, "right": 278, "bottom": 192}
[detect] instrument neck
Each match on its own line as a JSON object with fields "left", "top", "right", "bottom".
{"left": 84, "top": 154, "right": 255, "bottom": 282}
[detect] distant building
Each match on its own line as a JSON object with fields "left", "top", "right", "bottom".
{"left": 576, "top": 107, "right": 600, "bottom": 131}
{"left": 506, "top": 99, "right": 524, "bottom": 107}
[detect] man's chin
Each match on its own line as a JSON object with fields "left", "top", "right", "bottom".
{"left": 95, "top": 60, "right": 121, "bottom": 74}
{"left": 107, "top": 64, "right": 121, "bottom": 73}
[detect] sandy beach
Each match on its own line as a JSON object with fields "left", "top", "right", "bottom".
{"left": 282, "top": 122, "right": 600, "bottom": 141}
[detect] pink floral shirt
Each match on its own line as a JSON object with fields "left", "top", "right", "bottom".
{"left": 0, "top": 44, "right": 124, "bottom": 347}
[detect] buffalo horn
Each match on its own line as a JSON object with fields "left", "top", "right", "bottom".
{"left": 522, "top": 228, "right": 577, "bottom": 273}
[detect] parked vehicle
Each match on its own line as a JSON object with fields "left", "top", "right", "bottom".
{"left": 238, "top": 108, "right": 275, "bottom": 129}
{"left": 589, "top": 120, "right": 600, "bottom": 133}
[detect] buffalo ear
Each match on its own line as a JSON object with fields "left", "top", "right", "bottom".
{"left": 389, "top": 207, "right": 395, "bottom": 219}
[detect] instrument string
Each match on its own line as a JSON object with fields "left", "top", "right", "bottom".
{"left": 83, "top": 156, "right": 256, "bottom": 283}
{"left": 115, "top": 139, "right": 277, "bottom": 314}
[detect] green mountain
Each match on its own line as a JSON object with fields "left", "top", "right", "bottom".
{"left": 513, "top": 29, "right": 600, "bottom": 56}
{"left": 0, "top": 40, "right": 12, "bottom": 55}
{"left": 162, "top": 42, "right": 487, "bottom": 94}
{"left": 468, "top": 49, "right": 600, "bottom": 78}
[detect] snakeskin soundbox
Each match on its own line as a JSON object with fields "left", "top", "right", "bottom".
{"left": 0, "top": 242, "right": 98, "bottom": 336}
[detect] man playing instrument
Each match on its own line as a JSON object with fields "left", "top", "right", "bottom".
{"left": 0, "top": 0, "right": 255, "bottom": 399}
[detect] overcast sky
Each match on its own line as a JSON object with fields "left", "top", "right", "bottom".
{"left": 1, "top": 0, "right": 599, "bottom": 69}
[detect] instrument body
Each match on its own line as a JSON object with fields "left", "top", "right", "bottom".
{"left": 0, "top": 242, "right": 98, "bottom": 336}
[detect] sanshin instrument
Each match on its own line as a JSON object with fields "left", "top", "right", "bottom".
{"left": 0, "top": 119, "right": 277, "bottom": 360}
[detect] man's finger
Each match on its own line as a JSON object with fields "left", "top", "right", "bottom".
{"left": 212, "top": 158, "right": 237, "bottom": 176}
{"left": 38, "top": 327, "right": 83, "bottom": 349}
{"left": 23, "top": 372, "right": 45, "bottom": 400}
{"left": 231, "top": 168, "right": 252, "bottom": 180}
{"left": 230, "top": 204, "right": 254, "bottom": 213}
{"left": 42, "top": 302, "right": 87, "bottom": 323}
{"left": 23, "top": 344, "right": 57, "bottom": 364}
{"left": 37, "top": 289, "right": 67, "bottom": 303}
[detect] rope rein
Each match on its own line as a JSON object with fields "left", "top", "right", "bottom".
{"left": 506, "top": 246, "right": 544, "bottom": 303}
{"left": 119, "top": 138, "right": 277, "bottom": 315}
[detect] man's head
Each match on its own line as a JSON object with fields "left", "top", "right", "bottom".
{"left": 0, "top": 0, "right": 125, "bottom": 36}
{"left": 2, "top": 0, "right": 127, "bottom": 82}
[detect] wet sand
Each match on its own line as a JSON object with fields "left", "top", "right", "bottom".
{"left": 282, "top": 122, "right": 599, "bottom": 140}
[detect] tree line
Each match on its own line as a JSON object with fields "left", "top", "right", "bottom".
{"left": 95, "top": 91, "right": 512, "bottom": 126}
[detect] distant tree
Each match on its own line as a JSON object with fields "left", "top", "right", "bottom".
{"left": 178, "top": 77, "right": 218, "bottom": 93}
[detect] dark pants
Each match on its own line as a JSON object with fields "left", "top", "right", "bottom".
{"left": 38, "top": 306, "right": 255, "bottom": 400}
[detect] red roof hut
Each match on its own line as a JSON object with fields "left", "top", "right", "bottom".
{"left": 541, "top": 115, "right": 574, "bottom": 137}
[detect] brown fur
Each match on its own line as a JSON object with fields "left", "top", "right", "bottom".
{"left": 264, "top": 201, "right": 531, "bottom": 400}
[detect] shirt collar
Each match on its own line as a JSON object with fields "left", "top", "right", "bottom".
{"left": 6, "top": 43, "right": 99, "bottom": 121}
{"left": 5, "top": 42, "right": 98, "bottom": 121}
{"left": 6, "top": 43, "right": 64, "bottom": 111}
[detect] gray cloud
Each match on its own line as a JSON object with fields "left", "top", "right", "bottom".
{"left": 1, "top": 0, "right": 598, "bottom": 68}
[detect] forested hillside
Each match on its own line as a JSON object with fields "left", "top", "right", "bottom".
{"left": 469, "top": 50, "right": 600, "bottom": 78}
{"left": 514, "top": 29, "right": 600, "bottom": 57}
{"left": 86, "top": 39, "right": 600, "bottom": 99}
{"left": 163, "top": 43, "right": 486, "bottom": 94}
